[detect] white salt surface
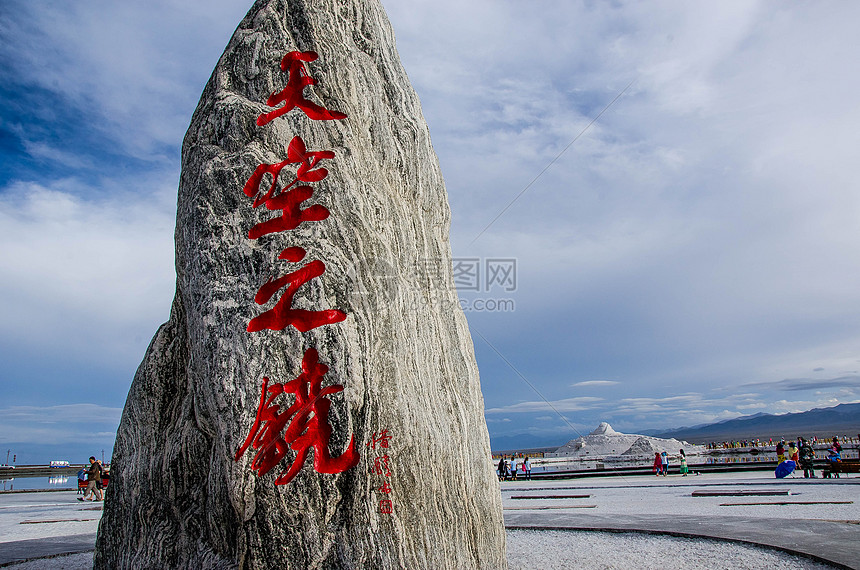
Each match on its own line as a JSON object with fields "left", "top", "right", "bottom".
{"left": 0, "top": 493, "right": 101, "bottom": 542}
{"left": 5, "top": 531, "right": 837, "bottom": 569}
{"left": 500, "top": 471, "right": 860, "bottom": 521}
{"left": 5, "top": 552, "right": 92, "bottom": 569}
{"left": 506, "top": 529, "right": 837, "bottom": 569}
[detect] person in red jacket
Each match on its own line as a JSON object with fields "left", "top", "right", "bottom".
{"left": 653, "top": 452, "right": 663, "bottom": 476}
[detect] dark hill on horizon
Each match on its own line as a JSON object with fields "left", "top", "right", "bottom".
{"left": 488, "top": 403, "right": 859, "bottom": 453}
{"left": 648, "top": 402, "right": 860, "bottom": 443}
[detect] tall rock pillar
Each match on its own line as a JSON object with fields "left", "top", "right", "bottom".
{"left": 94, "top": 0, "right": 507, "bottom": 568}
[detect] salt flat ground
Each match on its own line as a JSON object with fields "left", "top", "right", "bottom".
{"left": 0, "top": 492, "right": 101, "bottom": 543}
{"left": 502, "top": 470, "right": 859, "bottom": 569}
{"left": 499, "top": 469, "right": 859, "bottom": 520}
{"left": 1, "top": 470, "right": 857, "bottom": 568}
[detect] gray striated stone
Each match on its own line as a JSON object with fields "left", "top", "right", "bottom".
{"left": 93, "top": 0, "right": 506, "bottom": 568}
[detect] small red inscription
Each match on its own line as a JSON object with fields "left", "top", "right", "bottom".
{"left": 379, "top": 499, "right": 393, "bottom": 514}
{"left": 234, "top": 348, "right": 359, "bottom": 485}
{"left": 257, "top": 51, "right": 347, "bottom": 126}
{"left": 366, "top": 429, "right": 391, "bottom": 450}
{"left": 368, "top": 428, "right": 393, "bottom": 514}
{"left": 372, "top": 455, "right": 392, "bottom": 478}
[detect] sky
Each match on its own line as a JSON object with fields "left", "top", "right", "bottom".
{"left": 1, "top": 0, "right": 859, "bottom": 463}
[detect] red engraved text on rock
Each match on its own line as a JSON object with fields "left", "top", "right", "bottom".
{"left": 247, "top": 249, "right": 346, "bottom": 333}
{"left": 366, "top": 429, "right": 391, "bottom": 450}
{"left": 257, "top": 51, "right": 347, "bottom": 126}
{"left": 234, "top": 348, "right": 359, "bottom": 485}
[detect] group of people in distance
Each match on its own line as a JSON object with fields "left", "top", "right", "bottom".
{"left": 497, "top": 454, "right": 531, "bottom": 481}
{"left": 653, "top": 449, "right": 689, "bottom": 477}
{"left": 777, "top": 436, "right": 843, "bottom": 478}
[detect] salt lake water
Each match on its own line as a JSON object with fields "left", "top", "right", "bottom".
{"left": 0, "top": 475, "right": 79, "bottom": 492}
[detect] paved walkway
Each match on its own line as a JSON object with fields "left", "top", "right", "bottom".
{"left": 0, "top": 534, "right": 96, "bottom": 567}
{"left": 504, "top": 512, "right": 858, "bottom": 569}
{"left": 2, "top": 472, "right": 858, "bottom": 567}
{"left": 501, "top": 471, "right": 860, "bottom": 569}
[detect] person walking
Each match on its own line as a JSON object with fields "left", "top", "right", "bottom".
{"left": 679, "top": 449, "right": 688, "bottom": 476}
{"left": 78, "top": 456, "right": 103, "bottom": 502}
{"left": 660, "top": 451, "right": 669, "bottom": 476}
{"left": 511, "top": 455, "right": 518, "bottom": 481}
{"left": 653, "top": 452, "right": 662, "bottom": 476}
{"left": 497, "top": 456, "right": 506, "bottom": 481}
{"left": 523, "top": 456, "right": 532, "bottom": 480}
{"left": 799, "top": 438, "right": 816, "bottom": 478}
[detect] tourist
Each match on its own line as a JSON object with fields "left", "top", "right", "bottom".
{"left": 660, "top": 451, "right": 669, "bottom": 476}
{"left": 776, "top": 440, "right": 786, "bottom": 463}
{"left": 504, "top": 456, "right": 511, "bottom": 480}
{"left": 788, "top": 442, "right": 799, "bottom": 465}
{"left": 653, "top": 452, "right": 662, "bottom": 476}
{"left": 679, "top": 449, "right": 688, "bottom": 477}
{"left": 511, "top": 455, "right": 518, "bottom": 481}
{"left": 523, "top": 456, "right": 532, "bottom": 480}
{"left": 832, "top": 437, "right": 842, "bottom": 454}
{"left": 799, "top": 438, "right": 815, "bottom": 479}
{"left": 78, "top": 456, "right": 104, "bottom": 502}
{"left": 497, "top": 456, "right": 506, "bottom": 481}
{"left": 826, "top": 446, "right": 841, "bottom": 478}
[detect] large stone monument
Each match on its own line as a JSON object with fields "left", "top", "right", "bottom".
{"left": 93, "top": 0, "right": 506, "bottom": 567}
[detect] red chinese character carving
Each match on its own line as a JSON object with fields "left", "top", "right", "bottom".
{"left": 257, "top": 51, "right": 347, "bottom": 126}
{"left": 243, "top": 138, "right": 336, "bottom": 238}
{"left": 248, "top": 185, "right": 330, "bottom": 239}
{"left": 234, "top": 348, "right": 359, "bottom": 485}
{"left": 244, "top": 137, "right": 335, "bottom": 209}
{"left": 372, "top": 455, "right": 392, "bottom": 477}
{"left": 378, "top": 480, "right": 392, "bottom": 494}
{"left": 379, "top": 499, "right": 393, "bottom": 514}
{"left": 247, "top": 248, "right": 346, "bottom": 333}
{"left": 366, "top": 429, "right": 391, "bottom": 450}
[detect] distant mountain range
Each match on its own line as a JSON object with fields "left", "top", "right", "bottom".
{"left": 489, "top": 402, "right": 860, "bottom": 452}
{"left": 647, "top": 402, "right": 860, "bottom": 443}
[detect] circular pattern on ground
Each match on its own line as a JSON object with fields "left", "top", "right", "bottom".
{"left": 506, "top": 529, "right": 838, "bottom": 569}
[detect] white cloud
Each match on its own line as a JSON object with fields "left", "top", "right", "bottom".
{"left": 1, "top": 0, "right": 251, "bottom": 160}
{"left": 0, "top": 404, "right": 122, "bottom": 445}
{"left": 0, "top": 178, "right": 176, "bottom": 367}
{"left": 485, "top": 396, "right": 604, "bottom": 414}
{"left": 571, "top": 381, "right": 620, "bottom": 387}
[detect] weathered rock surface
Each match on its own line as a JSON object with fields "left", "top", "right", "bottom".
{"left": 93, "top": 0, "right": 506, "bottom": 567}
